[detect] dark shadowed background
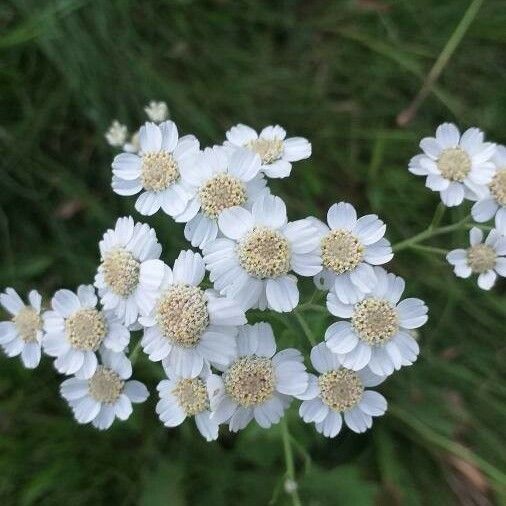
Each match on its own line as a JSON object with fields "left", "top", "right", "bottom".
{"left": 1, "top": 0, "right": 505, "bottom": 504}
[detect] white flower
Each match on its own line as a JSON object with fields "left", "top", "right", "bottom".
{"left": 94, "top": 216, "right": 165, "bottom": 326}
{"left": 298, "top": 343, "right": 387, "bottom": 437}
{"left": 409, "top": 123, "right": 496, "bottom": 207}
{"left": 207, "top": 322, "right": 308, "bottom": 431}
{"left": 311, "top": 202, "right": 393, "bottom": 304}
{"left": 325, "top": 267, "right": 427, "bottom": 376}
{"left": 175, "top": 145, "right": 268, "bottom": 248}
{"left": 203, "top": 194, "right": 321, "bottom": 312}
{"left": 224, "top": 124, "right": 311, "bottom": 178}
{"left": 139, "top": 250, "right": 246, "bottom": 378}
{"left": 144, "top": 101, "right": 169, "bottom": 122}
{"left": 472, "top": 145, "right": 506, "bottom": 224}
{"left": 446, "top": 227, "right": 506, "bottom": 290}
{"left": 156, "top": 364, "right": 218, "bottom": 441}
{"left": 111, "top": 121, "right": 199, "bottom": 216}
{"left": 105, "top": 120, "right": 128, "bottom": 147}
{"left": 0, "top": 288, "right": 43, "bottom": 369}
{"left": 60, "top": 349, "right": 149, "bottom": 430}
{"left": 43, "top": 285, "right": 130, "bottom": 378}
{"left": 123, "top": 130, "right": 140, "bottom": 154}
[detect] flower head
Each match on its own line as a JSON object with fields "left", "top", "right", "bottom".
{"left": 472, "top": 145, "right": 506, "bottom": 224}
{"left": 111, "top": 121, "right": 199, "bottom": 216}
{"left": 325, "top": 267, "right": 427, "bottom": 376}
{"left": 94, "top": 216, "right": 165, "bottom": 326}
{"left": 175, "top": 145, "right": 268, "bottom": 248}
{"left": 0, "top": 288, "right": 43, "bottom": 369}
{"left": 144, "top": 101, "right": 169, "bottom": 123}
{"left": 156, "top": 364, "right": 218, "bottom": 441}
{"left": 298, "top": 343, "right": 387, "bottom": 437}
{"left": 446, "top": 227, "right": 506, "bottom": 290}
{"left": 409, "top": 123, "right": 496, "bottom": 207}
{"left": 225, "top": 124, "right": 311, "bottom": 178}
{"left": 207, "top": 322, "right": 309, "bottom": 431}
{"left": 60, "top": 349, "right": 149, "bottom": 430}
{"left": 139, "top": 250, "right": 246, "bottom": 378}
{"left": 43, "top": 285, "right": 130, "bottom": 378}
{"left": 312, "top": 202, "right": 393, "bottom": 304}
{"left": 105, "top": 120, "right": 128, "bottom": 147}
{"left": 203, "top": 194, "right": 321, "bottom": 312}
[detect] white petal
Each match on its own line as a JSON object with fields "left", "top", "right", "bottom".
{"left": 440, "top": 182, "right": 465, "bottom": 207}
{"left": 262, "top": 159, "right": 292, "bottom": 178}
{"left": 195, "top": 411, "right": 219, "bottom": 441}
{"left": 111, "top": 153, "right": 142, "bottom": 180}
{"left": 218, "top": 206, "right": 254, "bottom": 240}
{"left": 315, "top": 411, "right": 342, "bottom": 438}
{"left": 327, "top": 202, "right": 357, "bottom": 231}
{"left": 157, "top": 398, "right": 186, "bottom": 427}
{"left": 324, "top": 322, "right": 358, "bottom": 354}
{"left": 363, "top": 239, "right": 393, "bottom": 265}
{"left": 28, "top": 290, "right": 42, "bottom": 312}
{"left": 446, "top": 249, "right": 467, "bottom": 265}
{"left": 184, "top": 213, "right": 219, "bottom": 248}
{"left": 92, "top": 405, "right": 116, "bottom": 430}
{"left": 310, "top": 342, "right": 341, "bottom": 373}
{"left": 296, "top": 373, "right": 320, "bottom": 400}
{"left": 349, "top": 263, "right": 377, "bottom": 293}
{"left": 283, "top": 137, "right": 311, "bottom": 162}
{"left": 52, "top": 289, "right": 81, "bottom": 317}
{"left": 135, "top": 191, "right": 161, "bottom": 216}
{"left": 420, "top": 137, "right": 442, "bottom": 158}
{"left": 396, "top": 298, "right": 428, "bottom": 329}
{"left": 112, "top": 176, "right": 143, "bottom": 196}
{"left": 353, "top": 215, "right": 386, "bottom": 245}
{"left": 260, "top": 125, "right": 286, "bottom": 140}
{"left": 207, "top": 294, "right": 246, "bottom": 326}
{"left": 21, "top": 342, "right": 41, "bottom": 369}
{"left": 159, "top": 120, "right": 179, "bottom": 152}
{"left": 55, "top": 349, "right": 85, "bottom": 375}
{"left": 163, "top": 347, "right": 203, "bottom": 378}
{"left": 426, "top": 174, "right": 450, "bottom": 191}
{"left": 228, "top": 406, "right": 253, "bottom": 432}
{"left": 333, "top": 274, "right": 365, "bottom": 304}
{"left": 266, "top": 276, "right": 299, "bottom": 312}
{"left": 253, "top": 396, "right": 285, "bottom": 428}
{"left": 469, "top": 227, "right": 484, "bottom": 246}
{"left": 139, "top": 122, "right": 162, "bottom": 153}
{"left": 114, "top": 394, "right": 133, "bottom": 420}
{"left": 344, "top": 406, "right": 373, "bottom": 433}
{"left": 274, "top": 357, "right": 308, "bottom": 395}
{"left": 60, "top": 377, "right": 89, "bottom": 401}
{"left": 472, "top": 198, "right": 498, "bottom": 223}
{"left": 340, "top": 342, "right": 372, "bottom": 371}
{"left": 477, "top": 270, "right": 497, "bottom": 290}
{"left": 77, "top": 285, "right": 97, "bottom": 308}
{"left": 228, "top": 148, "right": 261, "bottom": 182}
{"left": 251, "top": 195, "right": 287, "bottom": 229}
{"left": 73, "top": 396, "right": 101, "bottom": 424}
{"left": 283, "top": 218, "right": 320, "bottom": 254}
{"left": 0, "top": 322, "right": 17, "bottom": 344}
{"left": 435, "top": 123, "right": 460, "bottom": 148}
{"left": 124, "top": 380, "right": 149, "bottom": 403}
{"left": 299, "top": 398, "right": 328, "bottom": 423}
{"left": 172, "top": 250, "right": 206, "bottom": 286}
{"left": 198, "top": 329, "right": 237, "bottom": 368}
{"left": 326, "top": 291, "right": 355, "bottom": 318}
{"left": 226, "top": 123, "right": 258, "bottom": 146}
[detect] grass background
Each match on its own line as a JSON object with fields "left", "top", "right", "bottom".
{"left": 1, "top": 0, "right": 505, "bottom": 504}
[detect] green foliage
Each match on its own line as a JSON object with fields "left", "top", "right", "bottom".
{"left": 1, "top": 0, "right": 505, "bottom": 504}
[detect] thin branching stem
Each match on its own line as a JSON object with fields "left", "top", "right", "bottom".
{"left": 281, "top": 418, "right": 302, "bottom": 506}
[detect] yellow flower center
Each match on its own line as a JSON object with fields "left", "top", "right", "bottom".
{"left": 65, "top": 308, "right": 107, "bottom": 351}
{"left": 101, "top": 248, "right": 140, "bottom": 297}
{"left": 224, "top": 356, "right": 275, "bottom": 407}
{"left": 437, "top": 147, "right": 471, "bottom": 182}
{"left": 352, "top": 298, "right": 399, "bottom": 345}
{"left": 467, "top": 244, "right": 496, "bottom": 273}
{"left": 490, "top": 169, "right": 506, "bottom": 206}
{"left": 13, "top": 307, "right": 41, "bottom": 343}
{"left": 238, "top": 227, "right": 291, "bottom": 279}
{"left": 321, "top": 229, "right": 364, "bottom": 274}
{"left": 199, "top": 173, "right": 247, "bottom": 219}
{"left": 246, "top": 138, "right": 284, "bottom": 164}
{"left": 172, "top": 378, "right": 209, "bottom": 416}
{"left": 141, "top": 151, "right": 179, "bottom": 192}
{"left": 318, "top": 369, "right": 364, "bottom": 412}
{"left": 88, "top": 366, "right": 124, "bottom": 404}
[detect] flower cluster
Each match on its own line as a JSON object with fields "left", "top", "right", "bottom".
{"left": 1, "top": 112, "right": 432, "bottom": 442}
{"left": 409, "top": 123, "right": 506, "bottom": 289}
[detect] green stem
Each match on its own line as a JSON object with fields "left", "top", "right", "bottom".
{"left": 410, "top": 244, "right": 449, "bottom": 255}
{"left": 281, "top": 418, "right": 302, "bottom": 506}
{"left": 129, "top": 339, "right": 143, "bottom": 365}
{"left": 293, "top": 311, "right": 317, "bottom": 346}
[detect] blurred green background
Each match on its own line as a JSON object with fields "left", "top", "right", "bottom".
{"left": 1, "top": 0, "right": 505, "bottom": 504}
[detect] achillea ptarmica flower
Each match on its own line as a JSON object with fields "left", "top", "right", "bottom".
{"left": 312, "top": 202, "right": 393, "bottom": 304}
{"left": 156, "top": 365, "right": 218, "bottom": 441}
{"left": 207, "top": 322, "right": 309, "bottom": 431}
{"left": 43, "top": 285, "right": 130, "bottom": 378}
{"left": 60, "top": 349, "right": 149, "bottom": 430}
{"left": 472, "top": 145, "right": 506, "bottom": 224}
{"left": 139, "top": 250, "right": 246, "bottom": 378}
{"left": 409, "top": 123, "right": 496, "bottom": 207}
{"left": 175, "top": 146, "right": 268, "bottom": 248}
{"left": 224, "top": 124, "right": 311, "bottom": 178}
{"left": 144, "top": 100, "right": 169, "bottom": 123}
{"left": 203, "top": 194, "right": 321, "bottom": 312}
{"left": 446, "top": 227, "right": 506, "bottom": 290}
{"left": 325, "top": 267, "right": 427, "bottom": 376}
{"left": 111, "top": 121, "right": 199, "bottom": 216}
{"left": 105, "top": 120, "right": 128, "bottom": 147}
{"left": 94, "top": 216, "right": 164, "bottom": 326}
{"left": 0, "top": 288, "right": 43, "bottom": 369}
{"left": 298, "top": 343, "right": 387, "bottom": 437}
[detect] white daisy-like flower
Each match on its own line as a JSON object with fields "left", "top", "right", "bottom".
{"left": 298, "top": 343, "right": 387, "bottom": 437}
{"left": 472, "top": 145, "right": 506, "bottom": 224}
{"left": 105, "top": 120, "right": 128, "bottom": 147}
{"left": 111, "top": 121, "right": 199, "bottom": 216}
{"left": 139, "top": 250, "right": 246, "bottom": 378}
{"left": 325, "top": 267, "right": 427, "bottom": 376}
{"left": 446, "top": 227, "right": 506, "bottom": 290}
{"left": 203, "top": 194, "right": 321, "bottom": 312}
{"left": 0, "top": 288, "right": 43, "bottom": 369}
{"left": 144, "top": 100, "right": 169, "bottom": 123}
{"left": 408, "top": 123, "right": 496, "bottom": 207}
{"left": 224, "top": 124, "right": 311, "bottom": 178}
{"left": 43, "top": 285, "right": 130, "bottom": 378}
{"left": 311, "top": 202, "right": 393, "bottom": 304}
{"left": 60, "top": 349, "right": 149, "bottom": 430}
{"left": 175, "top": 145, "right": 268, "bottom": 248}
{"left": 207, "top": 322, "right": 308, "bottom": 431}
{"left": 94, "top": 216, "right": 165, "bottom": 327}
{"left": 156, "top": 364, "right": 218, "bottom": 441}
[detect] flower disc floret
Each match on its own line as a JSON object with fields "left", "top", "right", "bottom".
{"left": 351, "top": 298, "right": 398, "bottom": 345}
{"left": 238, "top": 227, "right": 291, "bottom": 279}
{"left": 437, "top": 147, "right": 471, "bottom": 182}
{"left": 101, "top": 248, "right": 140, "bottom": 297}
{"left": 13, "top": 307, "right": 41, "bottom": 343}
{"left": 140, "top": 151, "right": 179, "bottom": 192}
{"left": 199, "top": 173, "right": 247, "bottom": 219}
{"left": 65, "top": 308, "right": 107, "bottom": 351}
{"left": 246, "top": 137, "right": 284, "bottom": 164}
{"left": 173, "top": 378, "right": 209, "bottom": 415}
{"left": 467, "top": 244, "right": 496, "bottom": 273}
{"left": 88, "top": 366, "right": 124, "bottom": 404}
{"left": 224, "top": 356, "right": 275, "bottom": 407}
{"left": 321, "top": 229, "right": 364, "bottom": 275}
{"left": 490, "top": 169, "right": 506, "bottom": 206}
{"left": 318, "top": 369, "right": 364, "bottom": 412}
{"left": 155, "top": 285, "right": 209, "bottom": 348}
